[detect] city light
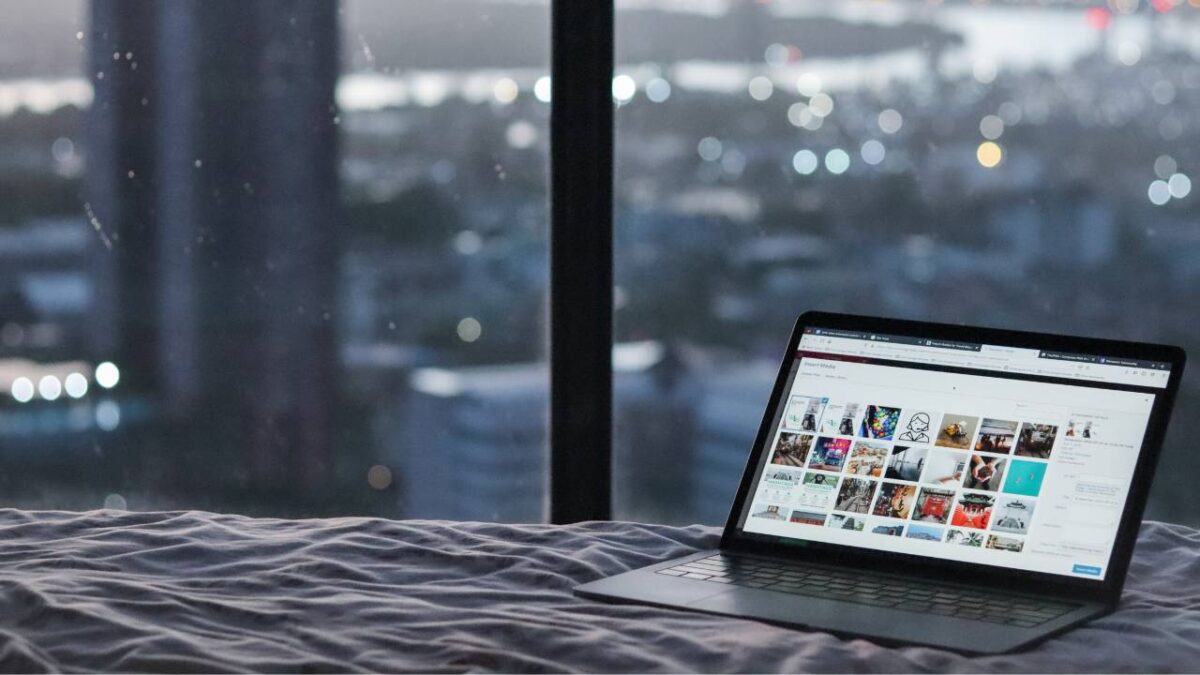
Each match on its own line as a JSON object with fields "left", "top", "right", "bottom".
{"left": 1155, "top": 155, "right": 1178, "bottom": 179}
{"left": 878, "top": 109, "right": 903, "bottom": 134}
{"left": 808, "top": 92, "right": 834, "bottom": 118}
{"left": 1148, "top": 180, "right": 1171, "bottom": 206}
{"left": 763, "top": 43, "right": 789, "bottom": 67}
{"left": 96, "top": 361, "right": 120, "bottom": 389}
{"left": 505, "top": 120, "right": 538, "bottom": 149}
{"left": 860, "top": 140, "right": 886, "bottom": 166}
{"left": 1168, "top": 173, "right": 1192, "bottom": 199}
{"left": 1117, "top": 41, "right": 1142, "bottom": 66}
{"left": 533, "top": 76, "right": 551, "bottom": 103}
{"left": 454, "top": 230, "right": 483, "bottom": 255}
{"left": 10, "top": 377, "right": 34, "bottom": 403}
{"left": 825, "top": 148, "right": 851, "bottom": 175}
{"left": 697, "top": 137, "right": 722, "bottom": 162}
{"left": 972, "top": 59, "right": 997, "bottom": 84}
{"left": 456, "top": 317, "right": 482, "bottom": 343}
{"left": 367, "top": 464, "right": 393, "bottom": 490}
{"left": 747, "top": 76, "right": 773, "bottom": 101}
{"left": 38, "top": 375, "right": 62, "bottom": 401}
{"left": 792, "top": 149, "right": 818, "bottom": 175}
{"left": 493, "top": 77, "right": 519, "bottom": 104}
{"left": 796, "top": 72, "right": 822, "bottom": 97}
{"left": 645, "top": 77, "right": 671, "bottom": 103}
{"left": 977, "top": 141, "right": 1003, "bottom": 168}
{"left": 64, "top": 372, "right": 89, "bottom": 399}
{"left": 95, "top": 400, "right": 121, "bottom": 431}
{"left": 612, "top": 74, "right": 636, "bottom": 103}
{"left": 980, "top": 114, "right": 1004, "bottom": 140}
{"left": 788, "top": 102, "right": 812, "bottom": 128}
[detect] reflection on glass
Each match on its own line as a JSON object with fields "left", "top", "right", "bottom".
{"left": 615, "top": 0, "right": 1200, "bottom": 526}
{"left": 0, "top": 0, "right": 548, "bottom": 520}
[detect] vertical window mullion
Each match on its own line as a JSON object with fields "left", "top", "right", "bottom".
{"left": 549, "top": 1, "right": 615, "bottom": 523}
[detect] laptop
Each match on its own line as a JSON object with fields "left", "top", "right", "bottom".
{"left": 576, "top": 312, "right": 1185, "bottom": 654}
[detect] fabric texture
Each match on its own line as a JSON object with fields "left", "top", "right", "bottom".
{"left": 0, "top": 509, "right": 1196, "bottom": 672}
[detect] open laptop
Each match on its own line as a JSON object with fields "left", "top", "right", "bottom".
{"left": 576, "top": 312, "right": 1185, "bottom": 654}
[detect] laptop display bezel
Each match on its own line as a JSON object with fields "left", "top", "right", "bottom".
{"left": 720, "top": 311, "right": 1185, "bottom": 604}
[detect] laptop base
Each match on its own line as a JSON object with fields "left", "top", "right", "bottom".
{"left": 575, "top": 550, "right": 1108, "bottom": 655}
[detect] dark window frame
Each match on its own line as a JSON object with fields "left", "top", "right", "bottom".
{"left": 549, "top": 2, "right": 615, "bottom": 523}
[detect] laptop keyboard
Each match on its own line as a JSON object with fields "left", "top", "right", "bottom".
{"left": 657, "top": 554, "right": 1078, "bottom": 627}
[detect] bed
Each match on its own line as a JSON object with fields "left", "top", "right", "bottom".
{"left": 0, "top": 509, "right": 1197, "bottom": 672}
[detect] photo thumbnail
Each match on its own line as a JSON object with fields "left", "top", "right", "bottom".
{"left": 835, "top": 477, "right": 878, "bottom": 514}
{"left": 809, "top": 437, "right": 852, "bottom": 472}
{"left": 845, "top": 441, "right": 889, "bottom": 477}
{"left": 820, "top": 402, "right": 862, "bottom": 436}
{"left": 827, "top": 514, "right": 866, "bottom": 531}
{"left": 870, "top": 519, "right": 905, "bottom": 537}
{"left": 975, "top": 418, "right": 1018, "bottom": 454}
{"left": 946, "top": 529, "right": 984, "bottom": 547}
{"left": 770, "top": 432, "right": 814, "bottom": 468}
{"left": 985, "top": 534, "right": 1025, "bottom": 553}
{"left": 795, "top": 471, "right": 839, "bottom": 509}
{"left": 906, "top": 523, "right": 945, "bottom": 542}
{"left": 872, "top": 482, "right": 917, "bottom": 520}
{"left": 951, "top": 492, "right": 995, "bottom": 530}
{"left": 859, "top": 404, "right": 901, "bottom": 440}
{"left": 789, "top": 510, "right": 828, "bottom": 526}
{"left": 751, "top": 504, "right": 788, "bottom": 521}
{"left": 963, "top": 453, "right": 1007, "bottom": 492}
{"left": 784, "top": 395, "right": 828, "bottom": 433}
{"left": 923, "top": 450, "right": 968, "bottom": 486}
{"left": 936, "top": 413, "right": 979, "bottom": 450}
{"left": 1015, "top": 423, "right": 1058, "bottom": 459}
{"left": 912, "top": 487, "right": 956, "bottom": 524}
{"left": 885, "top": 445, "right": 927, "bottom": 482}
{"left": 1003, "top": 459, "right": 1048, "bottom": 497}
{"left": 993, "top": 496, "right": 1036, "bottom": 535}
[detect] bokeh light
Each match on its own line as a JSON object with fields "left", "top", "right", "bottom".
{"left": 697, "top": 137, "right": 722, "bottom": 162}
{"left": 860, "top": 140, "right": 886, "bottom": 166}
{"left": 96, "top": 361, "right": 120, "bottom": 389}
{"left": 533, "top": 76, "right": 551, "bottom": 103}
{"left": 493, "top": 77, "right": 519, "bottom": 104}
{"left": 612, "top": 74, "right": 636, "bottom": 103}
{"left": 1168, "top": 174, "right": 1192, "bottom": 199}
{"left": 64, "top": 372, "right": 89, "bottom": 399}
{"left": 878, "top": 109, "right": 903, "bottom": 134}
{"left": 748, "top": 76, "right": 773, "bottom": 101}
{"left": 38, "top": 375, "right": 62, "bottom": 401}
{"left": 367, "top": 464, "right": 393, "bottom": 490}
{"left": 792, "top": 149, "right": 818, "bottom": 175}
{"left": 10, "top": 377, "right": 34, "bottom": 403}
{"left": 824, "top": 148, "right": 850, "bottom": 175}
{"left": 1148, "top": 180, "right": 1170, "bottom": 206}
{"left": 977, "top": 141, "right": 1003, "bottom": 168}
{"left": 456, "top": 317, "right": 482, "bottom": 343}
{"left": 645, "top": 77, "right": 671, "bottom": 103}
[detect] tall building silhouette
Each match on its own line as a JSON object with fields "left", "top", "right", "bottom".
{"left": 86, "top": 0, "right": 340, "bottom": 497}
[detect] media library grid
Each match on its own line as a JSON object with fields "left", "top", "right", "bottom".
{"left": 749, "top": 397, "right": 1064, "bottom": 556}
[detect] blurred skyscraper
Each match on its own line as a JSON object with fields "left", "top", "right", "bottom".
{"left": 85, "top": 0, "right": 340, "bottom": 495}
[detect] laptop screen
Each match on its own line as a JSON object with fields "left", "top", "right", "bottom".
{"left": 738, "top": 326, "right": 1174, "bottom": 581}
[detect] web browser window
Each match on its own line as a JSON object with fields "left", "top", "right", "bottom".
{"left": 740, "top": 327, "right": 1171, "bottom": 580}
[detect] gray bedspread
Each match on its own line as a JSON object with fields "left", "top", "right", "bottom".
{"left": 0, "top": 510, "right": 1197, "bottom": 673}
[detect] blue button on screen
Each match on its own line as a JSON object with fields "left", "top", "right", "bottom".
{"left": 1073, "top": 564, "right": 1102, "bottom": 576}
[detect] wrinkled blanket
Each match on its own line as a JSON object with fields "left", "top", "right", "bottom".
{"left": 0, "top": 510, "right": 1197, "bottom": 672}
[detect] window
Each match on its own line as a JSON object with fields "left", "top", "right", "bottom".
{"left": 0, "top": 0, "right": 549, "bottom": 519}
{"left": 614, "top": 1, "right": 1200, "bottom": 526}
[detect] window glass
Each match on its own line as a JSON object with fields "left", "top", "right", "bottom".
{"left": 614, "top": 0, "right": 1200, "bottom": 526}
{"left": 0, "top": 0, "right": 549, "bottom": 520}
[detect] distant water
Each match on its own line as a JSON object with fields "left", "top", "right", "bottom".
{"left": 0, "top": 4, "right": 1174, "bottom": 115}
